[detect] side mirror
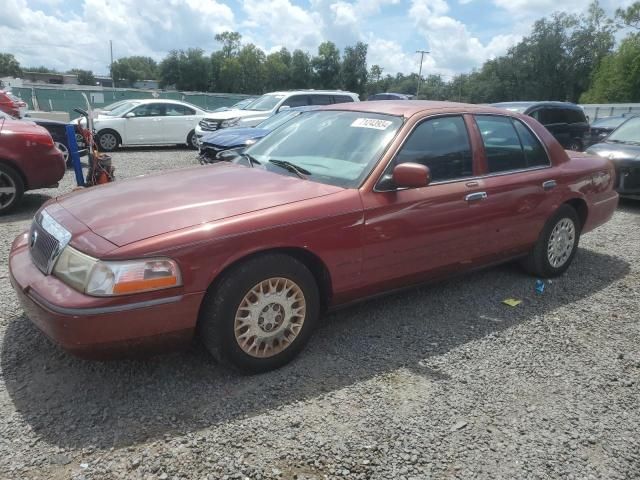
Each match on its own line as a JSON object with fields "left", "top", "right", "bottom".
{"left": 124, "top": 112, "right": 135, "bottom": 118}
{"left": 392, "top": 162, "right": 431, "bottom": 189}
{"left": 278, "top": 105, "right": 291, "bottom": 113}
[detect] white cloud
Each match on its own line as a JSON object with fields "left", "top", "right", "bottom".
{"left": 0, "top": 0, "right": 234, "bottom": 73}
{"left": 409, "top": 0, "right": 520, "bottom": 75}
{"left": 367, "top": 37, "right": 420, "bottom": 75}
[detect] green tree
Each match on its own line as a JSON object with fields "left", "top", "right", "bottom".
{"left": 238, "top": 44, "right": 266, "bottom": 94}
{"left": 68, "top": 68, "right": 96, "bottom": 85}
{"left": 0, "top": 53, "right": 22, "bottom": 77}
{"left": 215, "top": 31, "right": 242, "bottom": 59}
{"left": 264, "top": 50, "right": 290, "bottom": 91}
{"left": 290, "top": 49, "right": 312, "bottom": 88}
{"left": 580, "top": 35, "right": 640, "bottom": 102}
{"left": 111, "top": 56, "right": 158, "bottom": 87}
{"left": 159, "top": 49, "right": 210, "bottom": 91}
{"left": 312, "top": 41, "right": 341, "bottom": 89}
{"left": 616, "top": 2, "right": 640, "bottom": 30}
{"left": 341, "top": 42, "right": 368, "bottom": 96}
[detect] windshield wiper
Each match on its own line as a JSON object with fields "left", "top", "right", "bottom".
{"left": 240, "top": 153, "right": 261, "bottom": 167}
{"left": 268, "top": 159, "right": 311, "bottom": 179}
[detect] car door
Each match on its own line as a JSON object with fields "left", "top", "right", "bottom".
{"left": 472, "top": 114, "right": 558, "bottom": 256}
{"left": 536, "top": 107, "right": 570, "bottom": 147}
{"left": 122, "top": 103, "right": 166, "bottom": 144}
{"left": 359, "top": 114, "right": 500, "bottom": 290}
{"left": 163, "top": 104, "right": 197, "bottom": 143}
{"left": 310, "top": 94, "right": 333, "bottom": 106}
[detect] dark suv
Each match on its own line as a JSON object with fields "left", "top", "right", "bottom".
{"left": 491, "top": 102, "right": 589, "bottom": 151}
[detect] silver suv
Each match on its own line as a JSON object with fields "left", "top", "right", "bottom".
{"left": 194, "top": 90, "right": 359, "bottom": 142}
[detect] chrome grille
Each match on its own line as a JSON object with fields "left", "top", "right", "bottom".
{"left": 199, "top": 119, "right": 219, "bottom": 131}
{"left": 29, "top": 210, "right": 71, "bottom": 275}
{"left": 29, "top": 223, "right": 60, "bottom": 274}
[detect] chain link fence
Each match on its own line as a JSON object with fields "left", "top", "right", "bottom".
{"left": 10, "top": 86, "right": 249, "bottom": 119}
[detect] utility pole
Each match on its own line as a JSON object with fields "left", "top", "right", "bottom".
{"left": 109, "top": 40, "right": 115, "bottom": 90}
{"left": 415, "top": 50, "right": 429, "bottom": 98}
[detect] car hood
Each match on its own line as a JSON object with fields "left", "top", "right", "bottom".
{"left": 586, "top": 141, "right": 640, "bottom": 161}
{"left": 202, "top": 109, "right": 268, "bottom": 121}
{"left": 200, "top": 128, "right": 269, "bottom": 148}
{"left": 55, "top": 163, "right": 344, "bottom": 247}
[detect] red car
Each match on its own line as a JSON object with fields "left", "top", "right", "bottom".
{"left": 9, "top": 101, "right": 618, "bottom": 372}
{"left": 0, "top": 117, "right": 65, "bottom": 214}
{"left": 0, "top": 90, "right": 28, "bottom": 118}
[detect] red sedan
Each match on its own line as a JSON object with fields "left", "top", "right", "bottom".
{"left": 9, "top": 101, "right": 618, "bottom": 372}
{"left": 0, "top": 116, "right": 65, "bottom": 214}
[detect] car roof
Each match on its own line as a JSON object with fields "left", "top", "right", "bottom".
{"left": 129, "top": 98, "right": 200, "bottom": 106}
{"left": 321, "top": 100, "right": 513, "bottom": 118}
{"left": 265, "top": 90, "right": 358, "bottom": 97}
{"left": 492, "top": 101, "right": 583, "bottom": 111}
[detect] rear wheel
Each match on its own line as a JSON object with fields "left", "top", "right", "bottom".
{"left": 521, "top": 204, "right": 581, "bottom": 278}
{"left": 198, "top": 254, "right": 320, "bottom": 373}
{"left": 0, "top": 163, "right": 25, "bottom": 215}
{"left": 97, "top": 130, "right": 120, "bottom": 152}
{"left": 187, "top": 130, "right": 198, "bottom": 149}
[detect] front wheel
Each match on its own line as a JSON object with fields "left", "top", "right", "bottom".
{"left": 198, "top": 254, "right": 320, "bottom": 373}
{"left": 0, "top": 163, "right": 25, "bottom": 215}
{"left": 187, "top": 130, "right": 198, "bottom": 149}
{"left": 520, "top": 204, "right": 581, "bottom": 278}
{"left": 97, "top": 130, "right": 120, "bottom": 152}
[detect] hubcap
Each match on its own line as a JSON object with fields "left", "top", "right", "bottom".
{"left": 100, "top": 133, "right": 117, "bottom": 150}
{"left": 547, "top": 218, "right": 576, "bottom": 268}
{"left": 234, "top": 277, "right": 306, "bottom": 358}
{"left": 0, "top": 171, "right": 17, "bottom": 209}
{"left": 190, "top": 134, "right": 198, "bottom": 148}
{"left": 54, "top": 142, "right": 69, "bottom": 162}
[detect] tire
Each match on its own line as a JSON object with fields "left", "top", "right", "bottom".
{"left": 54, "top": 141, "right": 71, "bottom": 167}
{"left": 0, "top": 163, "right": 25, "bottom": 215}
{"left": 97, "top": 129, "right": 120, "bottom": 152}
{"left": 520, "top": 204, "right": 581, "bottom": 278}
{"left": 567, "top": 139, "right": 583, "bottom": 152}
{"left": 198, "top": 254, "right": 320, "bottom": 373}
{"left": 187, "top": 130, "right": 198, "bottom": 149}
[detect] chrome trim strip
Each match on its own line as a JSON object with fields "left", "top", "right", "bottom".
{"left": 27, "top": 291, "right": 184, "bottom": 316}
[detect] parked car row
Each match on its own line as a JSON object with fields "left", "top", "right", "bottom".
{"left": 8, "top": 100, "right": 619, "bottom": 373}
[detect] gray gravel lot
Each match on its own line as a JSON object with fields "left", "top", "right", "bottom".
{"left": 0, "top": 147, "right": 638, "bottom": 480}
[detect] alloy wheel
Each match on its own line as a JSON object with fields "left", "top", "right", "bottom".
{"left": 99, "top": 133, "right": 117, "bottom": 151}
{"left": 54, "top": 142, "right": 69, "bottom": 163}
{"left": 0, "top": 171, "right": 17, "bottom": 210}
{"left": 547, "top": 218, "right": 576, "bottom": 268}
{"left": 234, "top": 277, "right": 306, "bottom": 358}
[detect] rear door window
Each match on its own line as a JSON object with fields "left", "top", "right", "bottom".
{"left": 333, "top": 95, "right": 355, "bottom": 103}
{"left": 282, "top": 95, "right": 309, "bottom": 108}
{"left": 310, "top": 95, "right": 333, "bottom": 105}
{"left": 475, "top": 115, "right": 549, "bottom": 172}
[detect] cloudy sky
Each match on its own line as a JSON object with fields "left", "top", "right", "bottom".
{"left": 0, "top": 0, "right": 631, "bottom": 79}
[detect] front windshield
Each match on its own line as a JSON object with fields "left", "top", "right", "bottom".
{"left": 608, "top": 117, "right": 640, "bottom": 144}
{"left": 256, "top": 110, "right": 301, "bottom": 131}
{"left": 246, "top": 94, "right": 285, "bottom": 111}
{"left": 244, "top": 110, "right": 403, "bottom": 188}
{"left": 0, "top": 110, "right": 14, "bottom": 120}
{"left": 110, "top": 102, "right": 139, "bottom": 116}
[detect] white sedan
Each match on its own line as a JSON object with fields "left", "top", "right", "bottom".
{"left": 87, "top": 99, "right": 209, "bottom": 151}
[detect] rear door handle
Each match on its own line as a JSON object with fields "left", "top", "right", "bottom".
{"left": 465, "top": 191, "right": 488, "bottom": 202}
{"left": 542, "top": 180, "right": 557, "bottom": 191}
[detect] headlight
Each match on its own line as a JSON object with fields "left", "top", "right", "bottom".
{"left": 220, "top": 117, "right": 240, "bottom": 128}
{"left": 53, "top": 246, "right": 182, "bottom": 296}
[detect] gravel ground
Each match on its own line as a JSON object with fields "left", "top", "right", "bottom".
{"left": 0, "top": 148, "right": 638, "bottom": 480}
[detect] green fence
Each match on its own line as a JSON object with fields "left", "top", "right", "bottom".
{"left": 11, "top": 86, "right": 249, "bottom": 119}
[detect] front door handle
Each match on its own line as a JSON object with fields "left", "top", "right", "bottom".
{"left": 465, "top": 191, "right": 488, "bottom": 202}
{"left": 542, "top": 180, "right": 557, "bottom": 191}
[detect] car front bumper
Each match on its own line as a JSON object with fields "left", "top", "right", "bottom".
{"left": 9, "top": 232, "right": 204, "bottom": 359}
